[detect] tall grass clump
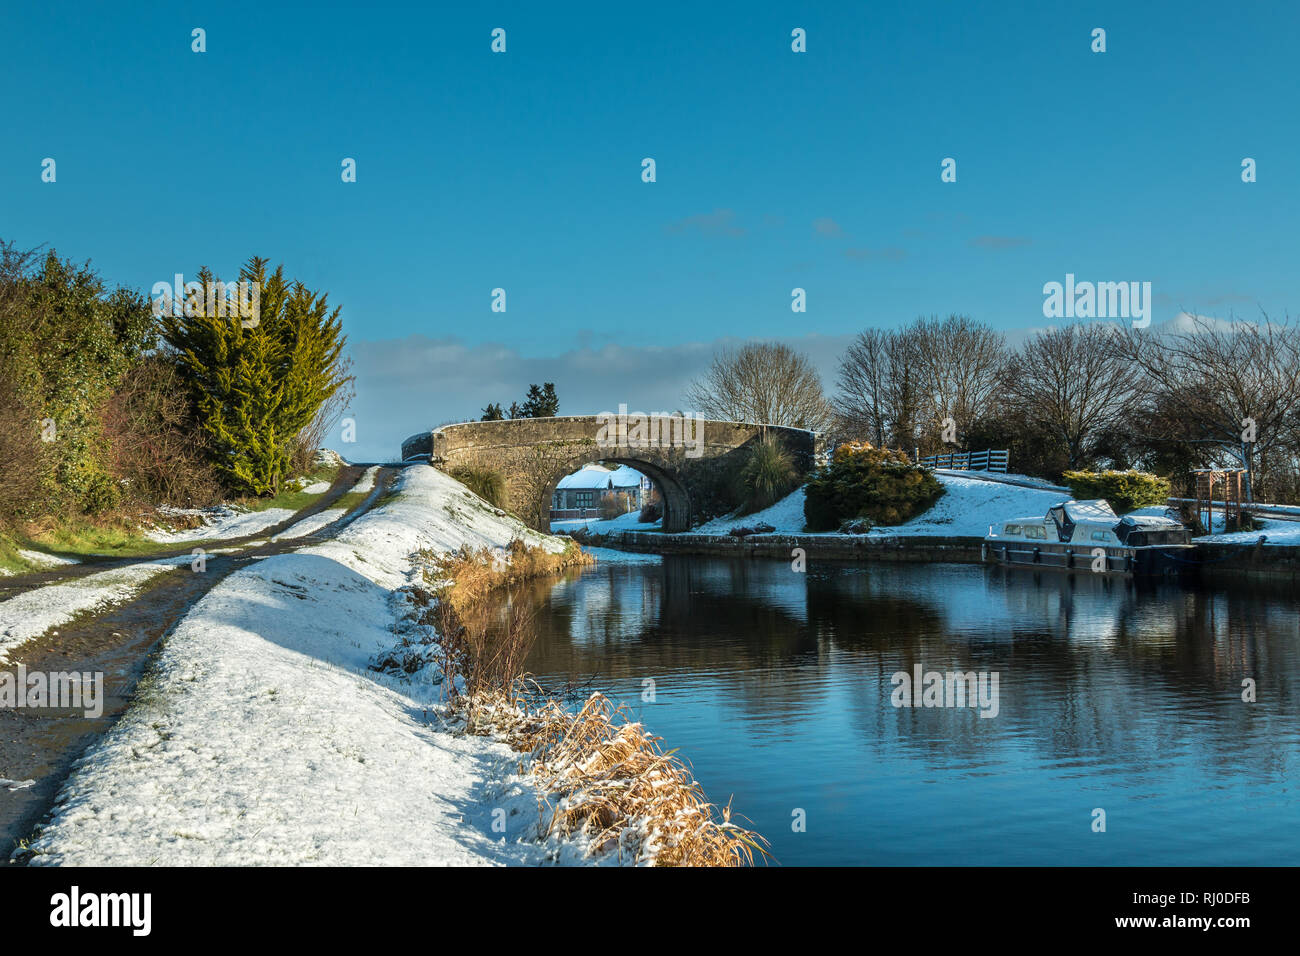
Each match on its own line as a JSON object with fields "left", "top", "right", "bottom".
{"left": 423, "top": 538, "right": 591, "bottom": 710}
{"left": 450, "top": 465, "right": 510, "bottom": 510}
{"left": 515, "top": 694, "right": 767, "bottom": 866}
{"left": 416, "top": 538, "right": 767, "bottom": 866}
{"left": 733, "top": 434, "right": 799, "bottom": 515}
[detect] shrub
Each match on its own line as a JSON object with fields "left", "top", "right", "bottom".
{"left": 0, "top": 364, "right": 46, "bottom": 521}
{"left": 638, "top": 500, "right": 662, "bottom": 523}
{"left": 450, "top": 465, "right": 509, "bottom": 510}
{"left": 733, "top": 435, "right": 799, "bottom": 515}
{"left": 0, "top": 243, "right": 156, "bottom": 518}
{"left": 803, "top": 442, "right": 944, "bottom": 532}
{"left": 103, "top": 355, "right": 222, "bottom": 507}
{"left": 422, "top": 539, "right": 592, "bottom": 706}
{"left": 1061, "top": 469, "right": 1170, "bottom": 515}
{"left": 599, "top": 491, "right": 635, "bottom": 521}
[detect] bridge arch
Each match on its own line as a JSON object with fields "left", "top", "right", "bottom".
{"left": 402, "top": 415, "right": 822, "bottom": 533}
{"left": 542, "top": 455, "right": 693, "bottom": 532}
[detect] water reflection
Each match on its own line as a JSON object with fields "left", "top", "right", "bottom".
{"left": 522, "top": 557, "right": 1300, "bottom": 865}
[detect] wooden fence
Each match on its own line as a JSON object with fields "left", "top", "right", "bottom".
{"left": 916, "top": 449, "right": 1009, "bottom": 473}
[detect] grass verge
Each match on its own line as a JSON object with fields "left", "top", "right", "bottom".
{"left": 229, "top": 460, "right": 341, "bottom": 514}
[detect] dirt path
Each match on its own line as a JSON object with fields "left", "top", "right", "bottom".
{"left": 0, "top": 464, "right": 403, "bottom": 863}
{"left": 0, "top": 463, "right": 373, "bottom": 600}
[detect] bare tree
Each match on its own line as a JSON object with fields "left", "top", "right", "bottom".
{"left": 1118, "top": 313, "right": 1300, "bottom": 500}
{"left": 835, "top": 329, "right": 892, "bottom": 446}
{"left": 911, "top": 314, "right": 1006, "bottom": 441}
{"left": 836, "top": 315, "right": 1006, "bottom": 453}
{"left": 1003, "top": 323, "right": 1136, "bottom": 470}
{"left": 685, "top": 343, "right": 832, "bottom": 430}
{"left": 835, "top": 326, "right": 925, "bottom": 448}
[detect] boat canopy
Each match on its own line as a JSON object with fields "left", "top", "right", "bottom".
{"left": 1060, "top": 500, "right": 1118, "bottom": 522}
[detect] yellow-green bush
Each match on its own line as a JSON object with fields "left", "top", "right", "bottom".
{"left": 804, "top": 442, "right": 944, "bottom": 531}
{"left": 1061, "top": 470, "right": 1171, "bottom": 514}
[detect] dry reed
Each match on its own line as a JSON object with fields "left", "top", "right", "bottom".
{"left": 422, "top": 539, "right": 768, "bottom": 866}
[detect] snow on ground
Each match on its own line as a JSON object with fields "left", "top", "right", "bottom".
{"left": 15, "top": 550, "right": 81, "bottom": 569}
{"left": 348, "top": 466, "right": 380, "bottom": 496}
{"left": 869, "top": 475, "right": 1066, "bottom": 537}
{"left": 691, "top": 475, "right": 1068, "bottom": 538}
{"left": 145, "top": 505, "right": 296, "bottom": 543}
{"left": 25, "top": 466, "right": 586, "bottom": 866}
{"left": 694, "top": 488, "right": 809, "bottom": 534}
{"left": 550, "top": 510, "right": 660, "bottom": 535}
{"left": 270, "top": 508, "right": 344, "bottom": 542}
{"left": 686, "top": 473, "right": 1300, "bottom": 543}
{"left": 1128, "top": 505, "right": 1300, "bottom": 545}
{"left": 314, "top": 448, "right": 345, "bottom": 469}
{"left": 0, "top": 563, "right": 176, "bottom": 663}
{"left": 145, "top": 466, "right": 344, "bottom": 543}
{"left": 267, "top": 467, "right": 383, "bottom": 543}
{"left": 1196, "top": 518, "right": 1300, "bottom": 545}
{"left": 933, "top": 468, "right": 1068, "bottom": 492}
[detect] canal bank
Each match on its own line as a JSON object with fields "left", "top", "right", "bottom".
{"left": 591, "top": 529, "right": 1300, "bottom": 584}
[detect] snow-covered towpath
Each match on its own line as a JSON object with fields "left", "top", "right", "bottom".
{"left": 23, "top": 466, "right": 578, "bottom": 866}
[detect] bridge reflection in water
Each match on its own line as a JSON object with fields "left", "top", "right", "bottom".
{"left": 517, "top": 557, "right": 1300, "bottom": 866}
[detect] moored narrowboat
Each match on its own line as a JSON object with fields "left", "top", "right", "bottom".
{"left": 982, "top": 499, "right": 1193, "bottom": 575}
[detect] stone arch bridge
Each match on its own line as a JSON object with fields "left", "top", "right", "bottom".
{"left": 401, "top": 415, "right": 822, "bottom": 532}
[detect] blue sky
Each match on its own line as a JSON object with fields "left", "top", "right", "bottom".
{"left": 3, "top": 1, "right": 1298, "bottom": 458}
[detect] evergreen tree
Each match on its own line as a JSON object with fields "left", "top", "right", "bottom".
{"left": 480, "top": 383, "right": 558, "bottom": 421}
{"left": 159, "top": 257, "right": 349, "bottom": 496}
{"left": 519, "top": 382, "right": 559, "bottom": 417}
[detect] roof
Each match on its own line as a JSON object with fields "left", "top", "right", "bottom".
{"left": 556, "top": 464, "right": 645, "bottom": 490}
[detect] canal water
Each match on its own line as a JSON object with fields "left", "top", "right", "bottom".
{"left": 521, "top": 555, "right": 1300, "bottom": 865}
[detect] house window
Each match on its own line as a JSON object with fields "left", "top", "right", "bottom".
{"left": 576, "top": 491, "right": 594, "bottom": 508}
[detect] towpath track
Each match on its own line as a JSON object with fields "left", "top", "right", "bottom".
{"left": 0, "top": 463, "right": 407, "bottom": 863}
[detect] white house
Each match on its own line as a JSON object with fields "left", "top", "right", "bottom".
{"left": 550, "top": 464, "right": 650, "bottom": 517}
